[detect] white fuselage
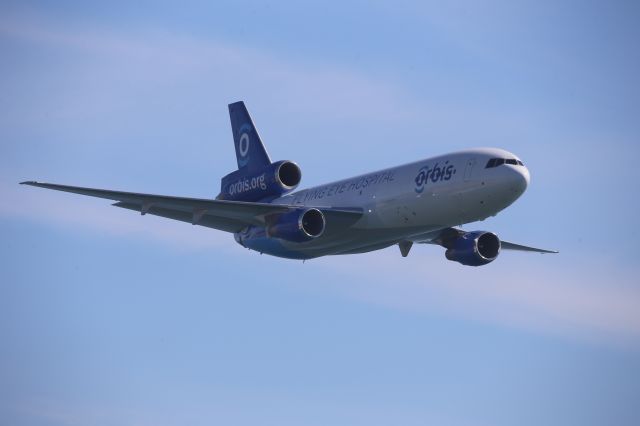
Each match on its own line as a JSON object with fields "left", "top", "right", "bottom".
{"left": 236, "top": 148, "right": 530, "bottom": 259}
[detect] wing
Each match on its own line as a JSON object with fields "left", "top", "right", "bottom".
{"left": 412, "top": 227, "right": 558, "bottom": 254}
{"left": 499, "top": 241, "right": 558, "bottom": 254}
{"left": 20, "top": 181, "right": 363, "bottom": 233}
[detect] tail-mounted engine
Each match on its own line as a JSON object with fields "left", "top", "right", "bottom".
{"left": 218, "top": 160, "right": 301, "bottom": 202}
{"left": 266, "top": 208, "right": 326, "bottom": 242}
{"left": 444, "top": 231, "right": 501, "bottom": 266}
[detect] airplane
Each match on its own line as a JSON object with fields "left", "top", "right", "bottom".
{"left": 21, "top": 101, "right": 557, "bottom": 265}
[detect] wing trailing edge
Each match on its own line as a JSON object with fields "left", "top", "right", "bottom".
{"left": 20, "top": 181, "right": 363, "bottom": 234}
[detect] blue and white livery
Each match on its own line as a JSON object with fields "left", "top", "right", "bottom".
{"left": 22, "top": 101, "right": 557, "bottom": 266}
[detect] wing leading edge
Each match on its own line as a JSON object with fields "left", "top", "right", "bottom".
{"left": 498, "top": 241, "right": 558, "bottom": 253}
{"left": 20, "top": 181, "right": 362, "bottom": 233}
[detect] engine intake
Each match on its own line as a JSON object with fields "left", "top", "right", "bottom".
{"left": 445, "top": 231, "right": 501, "bottom": 266}
{"left": 267, "top": 208, "right": 325, "bottom": 242}
{"left": 218, "top": 160, "right": 302, "bottom": 202}
{"left": 277, "top": 161, "right": 302, "bottom": 189}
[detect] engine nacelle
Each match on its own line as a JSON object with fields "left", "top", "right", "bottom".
{"left": 445, "top": 231, "right": 501, "bottom": 266}
{"left": 218, "top": 160, "right": 301, "bottom": 202}
{"left": 267, "top": 208, "right": 325, "bottom": 243}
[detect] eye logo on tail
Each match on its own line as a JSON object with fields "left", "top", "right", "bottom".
{"left": 239, "top": 133, "right": 250, "bottom": 156}
{"left": 237, "top": 124, "right": 252, "bottom": 167}
{"left": 228, "top": 101, "right": 271, "bottom": 170}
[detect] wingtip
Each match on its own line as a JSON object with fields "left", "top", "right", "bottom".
{"left": 20, "top": 180, "right": 37, "bottom": 185}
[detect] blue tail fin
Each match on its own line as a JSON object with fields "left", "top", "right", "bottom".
{"left": 228, "top": 101, "right": 271, "bottom": 171}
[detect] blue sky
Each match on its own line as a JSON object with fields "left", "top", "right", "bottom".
{"left": 2, "top": 1, "right": 640, "bottom": 425}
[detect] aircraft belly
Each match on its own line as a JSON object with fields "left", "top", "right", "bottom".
{"left": 271, "top": 192, "right": 460, "bottom": 258}
{"left": 277, "top": 225, "right": 444, "bottom": 258}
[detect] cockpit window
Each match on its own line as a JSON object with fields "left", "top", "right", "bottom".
{"left": 485, "top": 157, "right": 524, "bottom": 168}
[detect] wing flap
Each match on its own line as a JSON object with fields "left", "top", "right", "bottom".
{"left": 113, "top": 202, "right": 247, "bottom": 232}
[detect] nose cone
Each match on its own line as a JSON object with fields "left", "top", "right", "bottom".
{"left": 509, "top": 165, "right": 530, "bottom": 196}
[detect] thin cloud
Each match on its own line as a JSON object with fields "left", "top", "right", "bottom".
{"left": 0, "top": 14, "right": 426, "bottom": 126}
{"left": 10, "top": 176, "right": 639, "bottom": 346}
{"left": 309, "top": 250, "right": 640, "bottom": 345}
{"left": 1, "top": 181, "right": 231, "bottom": 252}
{"left": 3, "top": 13, "right": 639, "bottom": 347}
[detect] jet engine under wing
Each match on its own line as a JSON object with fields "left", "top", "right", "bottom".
{"left": 20, "top": 181, "right": 363, "bottom": 234}
{"left": 413, "top": 227, "right": 558, "bottom": 254}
